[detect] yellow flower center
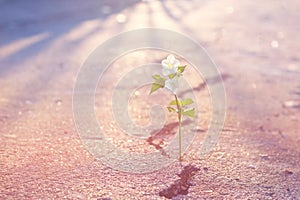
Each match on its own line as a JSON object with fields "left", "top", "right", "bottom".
{"left": 168, "top": 63, "right": 173, "bottom": 69}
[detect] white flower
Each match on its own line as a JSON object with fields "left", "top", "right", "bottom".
{"left": 164, "top": 78, "right": 179, "bottom": 94}
{"left": 161, "top": 54, "right": 180, "bottom": 76}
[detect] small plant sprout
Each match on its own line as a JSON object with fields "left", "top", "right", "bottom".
{"left": 150, "top": 54, "right": 195, "bottom": 161}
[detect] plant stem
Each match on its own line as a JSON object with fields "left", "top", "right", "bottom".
{"left": 174, "top": 94, "right": 182, "bottom": 161}
{"left": 178, "top": 115, "right": 182, "bottom": 162}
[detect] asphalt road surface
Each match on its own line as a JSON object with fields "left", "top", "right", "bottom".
{"left": 1, "top": 0, "right": 300, "bottom": 199}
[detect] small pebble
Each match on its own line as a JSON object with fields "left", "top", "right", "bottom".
{"left": 55, "top": 99, "right": 62, "bottom": 106}
{"left": 283, "top": 169, "right": 293, "bottom": 175}
{"left": 259, "top": 154, "right": 269, "bottom": 159}
{"left": 248, "top": 164, "right": 256, "bottom": 169}
{"left": 271, "top": 40, "right": 279, "bottom": 48}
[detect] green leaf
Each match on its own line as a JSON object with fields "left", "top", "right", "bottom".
{"left": 177, "top": 65, "right": 186, "bottom": 74}
{"left": 150, "top": 83, "right": 163, "bottom": 94}
{"left": 150, "top": 75, "right": 166, "bottom": 94}
{"left": 168, "top": 73, "right": 176, "bottom": 79}
{"left": 169, "top": 100, "right": 176, "bottom": 105}
{"left": 156, "top": 77, "right": 166, "bottom": 86}
{"left": 169, "top": 100, "right": 181, "bottom": 106}
{"left": 152, "top": 74, "right": 161, "bottom": 80}
{"left": 181, "top": 98, "right": 194, "bottom": 106}
{"left": 182, "top": 108, "right": 195, "bottom": 118}
{"left": 167, "top": 106, "right": 177, "bottom": 113}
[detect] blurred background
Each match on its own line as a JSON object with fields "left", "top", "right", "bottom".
{"left": 0, "top": 0, "right": 299, "bottom": 199}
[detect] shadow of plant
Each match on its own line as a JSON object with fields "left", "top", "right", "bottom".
{"left": 146, "top": 120, "right": 192, "bottom": 157}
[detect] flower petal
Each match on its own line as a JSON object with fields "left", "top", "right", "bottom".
{"left": 164, "top": 78, "right": 179, "bottom": 94}
{"left": 173, "top": 59, "right": 180, "bottom": 68}
{"left": 162, "top": 68, "right": 171, "bottom": 76}
{"left": 161, "top": 59, "right": 168, "bottom": 68}
{"left": 167, "top": 54, "right": 175, "bottom": 64}
{"left": 171, "top": 68, "right": 177, "bottom": 74}
{"left": 161, "top": 55, "right": 181, "bottom": 77}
